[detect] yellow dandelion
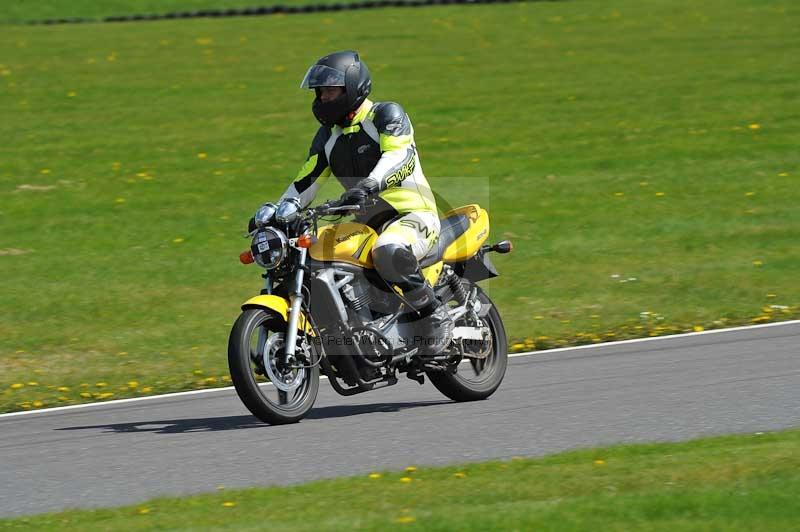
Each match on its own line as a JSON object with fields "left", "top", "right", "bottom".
{"left": 753, "top": 260, "right": 763, "bottom": 266}
{"left": 57, "top": 386, "right": 70, "bottom": 392}
{"left": 614, "top": 192, "right": 624, "bottom": 197}
{"left": 137, "top": 507, "right": 150, "bottom": 515}
{"left": 173, "top": 238, "right": 184, "bottom": 243}
{"left": 767, "top": 294, "right": 777, "bottom": 298}
{"left": 778, "top": 172, "right": 789, "bottom": 177}
{"left": 395, "top": 516, "right": 416, "bottom": 524}
{"left": 98, "top": 392, "right": 114, "bottom": 399}
{"left": 58, "top": 396, "right": 70, "bottom": 402}
{"left": 400, "top": 477, "right": 413, "bottom": 483}
{"left": 471, "top": 157, "right": 481, "bottom": 163}
{"left": 655, "top": 192, "right": 665, "bottom": 197}
{"left": 33, "top": 400, "right": 44, "bottom": 407}
{"left": 127, "top": 381, "right": 139, "bottom": 389}
{"left": 27, "top": 381, "right": 38, "bottom": 386}
{"left": 197, "top": 152, "right": 208, "bottom": 159}
{"left": 222, "top": 501, "right": 236, "bottom": 507}
{"left": 193, "top": 369, "right": 204, "bottom": 375}
{"left": 115, "top": 198, "right": 126, "bottom": 204}
{"left": 80, "top": 392, "right": 92, "bottom": 398}
{"left": 453, "top": 472, "right": 466, "bottom": 478}
{"left": 96, "top": 382, "right": 107, "bottom": 388}
{"left": 67, "top": 91, "right": 77, "bottom": 97}
{"left": 693, "top": 325, "right": 704, "bottom": 332}
{"left": 368, "top": 473, "right": 382, "bottom": 479}
{"left": 748, "top": 123, "right": 761, "bottom": 130}
{"left": 405, "top": 466, "right": 417, "bottom": 473}
{"left": 594, "top": 459, "right": 606, "bottom": 466}
{"left": 10, "top": 383, "right": 24, "bottom": 389}
{"left": 744, "top": 192, "right": 755, "bottom": 196}
{"left": 534, "top": 315, "right": 543, "bottom": 320}
{"left": 142, "top": 387, "right": 153, "bottom": 393}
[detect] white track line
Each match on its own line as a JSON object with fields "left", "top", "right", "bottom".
{"left": 2, "top": 319, "right": 798, "bottom": 420}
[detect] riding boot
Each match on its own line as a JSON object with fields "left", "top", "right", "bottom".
{"left": 372, "top": 243, "right": 453, "bottom": 356}
{"left": 403, "top": 284, "right": 454, "bottom": 356}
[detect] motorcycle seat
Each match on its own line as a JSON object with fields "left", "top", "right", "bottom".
{"left": 419, "top": 213, "right": 470, "bottom": 268}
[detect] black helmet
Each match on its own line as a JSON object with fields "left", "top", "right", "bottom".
{"left": 300, "top": 50, "right": 372, "bottom": 128}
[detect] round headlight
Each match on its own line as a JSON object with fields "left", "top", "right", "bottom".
{"left": 251, "top": 228, "right": 288, "bottom": 270}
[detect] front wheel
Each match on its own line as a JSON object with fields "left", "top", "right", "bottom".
{"left": 427, "top": 283, "right": 508, "bottom": 401}
{"left": 228, "top": 308, "right": 319, "bottom": 424}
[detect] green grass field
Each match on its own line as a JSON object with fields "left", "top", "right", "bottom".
{"left": 0, "top": 0, "right": 360, "bottom": 23}
{"left": 2, "top": 0, "right": 799, "bottom": 412}
{"left": 2, "top": 428, "right": 798, "bottom": 529}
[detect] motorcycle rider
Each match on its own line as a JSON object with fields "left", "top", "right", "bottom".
{"left": 261, "top": 50, "right": 452, "bottom": 356}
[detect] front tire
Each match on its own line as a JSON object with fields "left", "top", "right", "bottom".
{"left": 427, "top": 284, "right": 508, "bottom": 401}
{"left": 228, "top": 308, "right": 319, "bottom": 424}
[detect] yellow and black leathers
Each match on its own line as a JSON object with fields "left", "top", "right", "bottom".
{"left": 280, "top": 98, "right": 437, "bottom": 231}
{"left": 281, "top": 98, "right": 448, "bottom": 350}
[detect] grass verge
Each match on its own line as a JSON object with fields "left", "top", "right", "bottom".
{"left": 2, "top": 428, "right": 799, "bottom": 530}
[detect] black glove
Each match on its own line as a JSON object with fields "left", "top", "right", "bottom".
{"left": 340, "top": 187, "right": 369, "bottom": 207}
{"left": 340, "top": 178, "right": 379, "bottom": 207}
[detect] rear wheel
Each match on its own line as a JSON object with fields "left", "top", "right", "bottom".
{"left": 228, "top": 308, "right": 319, "bottom": 424}
{"left": 427, "top": 283, "right": 508, "bottom": 401}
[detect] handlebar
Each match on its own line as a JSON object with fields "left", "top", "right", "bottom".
{"left": 313, "top": 198, "right": 373, "bottom": 216}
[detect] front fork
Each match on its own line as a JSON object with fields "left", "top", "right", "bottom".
{"left": 283, "top": 247, "right": 308, "bottom": 365}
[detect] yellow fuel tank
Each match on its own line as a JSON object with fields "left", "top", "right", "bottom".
{"left": 310, "top": 222, "right": 377, "bottom": 268}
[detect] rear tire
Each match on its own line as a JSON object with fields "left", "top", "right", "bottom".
{"left": 427, "top": 284, "right": 508, "bottom": 401}
{"left": 228, "top": 308, "right": 319, "bottom": 424}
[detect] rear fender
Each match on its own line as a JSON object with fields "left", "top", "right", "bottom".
{"left": 241, "top": 294, "right": 315, "bottom": 336}
{"left": 452, "top": 250, "right": 499, "bottom": 283}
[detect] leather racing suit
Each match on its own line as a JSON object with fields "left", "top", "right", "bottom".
{"left": 279, "top": 98, "right": 449, "bottom": 352}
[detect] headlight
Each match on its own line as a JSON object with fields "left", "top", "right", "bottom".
{"left": 251, "top": 228, "right": 288, "bottom": 270}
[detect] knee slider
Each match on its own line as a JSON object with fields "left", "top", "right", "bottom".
{"left": 372, "top": 243, "right": 419, "bottom": 285}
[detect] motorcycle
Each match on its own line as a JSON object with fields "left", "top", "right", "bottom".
{"left": 228, "top": 196, "right": 513, "bottom": 424}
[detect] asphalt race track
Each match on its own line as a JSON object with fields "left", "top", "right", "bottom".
{"left": 2, "top": 322, "right": 799, "bottom": 518}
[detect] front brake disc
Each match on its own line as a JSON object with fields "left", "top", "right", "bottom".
{"left": 262, "top": 333, "right": 307, "bottom": 392}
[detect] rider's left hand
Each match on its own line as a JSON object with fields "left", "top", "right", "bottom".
{"left": 340, "top": 178, "right": 379, "bottom": 206}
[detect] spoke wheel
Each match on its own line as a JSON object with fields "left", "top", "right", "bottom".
{"left": 228, "top": 309, "right": 319, "bottom": 424}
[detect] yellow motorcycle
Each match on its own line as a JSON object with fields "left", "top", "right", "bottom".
{"left": 228, "top": 197, "right": 513, "bottom": 424}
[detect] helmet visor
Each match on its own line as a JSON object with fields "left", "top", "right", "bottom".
{"left": 300, "top": 64, "right": 346, "bottom": 89}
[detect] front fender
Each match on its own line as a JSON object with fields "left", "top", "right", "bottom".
{"left": 241, "top": 295, "right": 315, "bottom": 336}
